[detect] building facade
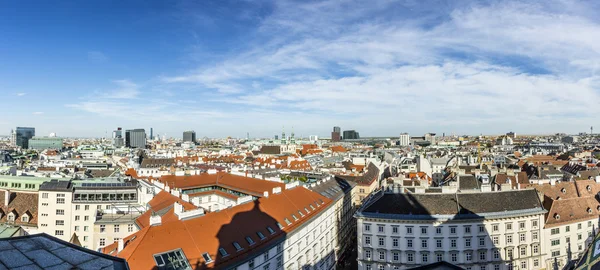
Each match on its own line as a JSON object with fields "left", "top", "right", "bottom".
{"left": 332, "top": 126, "right": 341, "bottom": 142}
{"left": 29, "top": 137, "right": 63, "bottom": 150}
{"left": 343, "top": 130, "right": 360, "bottom": 140}
{"left": 355, "top": 189, "right": 547, "bottom": 270}
{"left": 125, "top": 129, "right": 146, "bottom": 149}
{"left": 398, "top": 133, "right": 410, "bottom": 146}
{"left": 183, "top": 130, "right": 196, "bottom": 143}
{"left": 15, "top": 127, "right": 35, "bottom": 149}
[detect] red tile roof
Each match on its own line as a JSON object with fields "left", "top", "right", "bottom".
{"left": 158, "top": 172, "right": 284, "bottom": 197}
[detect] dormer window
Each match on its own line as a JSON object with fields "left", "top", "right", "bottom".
{"left": 267, "top": 226, "right": 275, "bottom": 234}
{"left": 588, "top": 208, "right": 593, "bottom": 214}
{"left": 277, "top": 222, "right": 284, "bottom": 229}
{"left": 309, "top": 204, "right": 316, "bottom": 211}
{"left": 233, "top": 242, "right": 243, "bottom": 251}
{"left": 298, "top": 211, "right": 304, "bottom": 217}
{"left": 554, "top": 213, "right": 560, "bottom": 220}
{"left": 245, "top": 236, "right": 255, "bottom": 245}
{"left": 292, "top": 214, "right": 298, "bottom": 221}
{"left": 587, "top": 185, "right": 592, "bottom": 191}
{"left": 561, "top": 188, "right": 566, "bottom": 194}
{"left": 257, "top": 232, "right": 266, "bottom": 240}
{"left": 202, "top": 252, "right": 213, "bottom": 263}
{"left": 304, "top": 207, "right": 310, "bottom": 214}
{"left": 7, "top": 213, "right": 15, "bottom": 222}
{"left": 21, "top": 215, "right": 29, "bottom": 223}
{"left": 218, "top": 248, "right": 229, "bottom": 257}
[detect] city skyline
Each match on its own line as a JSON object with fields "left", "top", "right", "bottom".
{"left": 3, "top": 0, "right": 600, "bottom": 137}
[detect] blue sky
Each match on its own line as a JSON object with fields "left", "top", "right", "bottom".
{"left": 2, "top": 0, "right": 600, "bottom": 138}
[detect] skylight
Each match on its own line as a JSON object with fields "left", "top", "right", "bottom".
{"left": 257, "top": 231, "right": 266, "bottom": 240}
{"left": 153, "top": 248, "right": 191, "bottom": 270}
{"left": 233, "top": 242, "right": 243, "bottom": 251}
{"left": 246, "top": 236, "right": 255, "bottom": 245}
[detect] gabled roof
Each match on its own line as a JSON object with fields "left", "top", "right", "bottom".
{"left": 544, "top": 196, "right": 600, "bottom": 228}
{"left": 0, "top": 191, "right": 38, "bottom": 225}
{"left": 104, "top": 185, "right": 332, "bottom": 269}
{"left": 135, "top": 191, "right": 197, "bottom": 228}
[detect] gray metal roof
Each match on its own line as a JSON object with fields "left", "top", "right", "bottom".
{"left": 0, "top": 233, "right": 129, "bottom": 269}
{"left": 39, "top": 180, "right": 72, "bottom": 192}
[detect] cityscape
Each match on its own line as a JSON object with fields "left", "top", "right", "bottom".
{"left": 3, "top": 1, "right": 600, "bottom": 270}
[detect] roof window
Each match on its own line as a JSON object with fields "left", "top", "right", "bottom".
{"left": 309, "top": 204, "right": 316, "bottom": 210}
{"left": 267, "top": 226, "right": 276, "bottom": 234}
{"left": 218, "top": 248, "right": 229, "bottom": 257}
{"left": 257, "top": 231, "right": 266, "bottom": 240}
{"left": 153, "top": 249, "right": 191, "bottom": 269}
{"left": 304, "top": 207, "right": 310, "bottom": 214}
{"left": 233, "top": 242, "right": 243, "bottom": 251}
{"left": 298, "top": 210, "right": 305, "bottom": 217}
{"left": 284, "top": 218, "right": 292, "bottom": 225}
{"left": 292, "top": 214, "right": 298, "bottom": 221}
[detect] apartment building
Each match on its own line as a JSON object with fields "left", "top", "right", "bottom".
{"left": 38, "top": 177, "right": 151, "bottom": 250}
{"left": 102, "top": 172, "right": 354, "bottom": 270}
{"left": 355, "top": 189, "right": 547, "bottom": 270}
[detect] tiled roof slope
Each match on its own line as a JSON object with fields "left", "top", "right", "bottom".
{"left": 0, "top": 191, "right": 38, "bottom": 226}
{"left": 362, "top": 190, "right": 543, "bottom": 217}
{"left": 104, "top": 186, "right": 332, "bottom": 269}
{"left": 135, "top": 191, "right": 197, "bottom": 228}
{"left": 158, "top": 172, "right": 285, "bottom": 197}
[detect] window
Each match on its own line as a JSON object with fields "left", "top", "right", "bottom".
{"left": 202, "top": 252, "right": 213, "bottom": 263}
{"left": 492, "top": 236, "right": 499, "bottom": 245}
{"left": 114, "top": 225, "right": 119, "bottom": 233}
{"left": 365, "top": 224, "right": 371, "bottom": 232}
{"left": 83, "top": 236, "right": 88, "bottom": 241}
{"left": 277, "top": 243, "right": 283, "bottom": 253}
{"left": 392, "top": 238, "right": 398, "bottom": 247}
{"left": 520, "top": 247, "right": 526, "bottom": 256}
{"left": 55, "top": 220, "right": 64, "bottom": 226}
{"left": 56, "top": 198, "right": 65, "bottom": 204}
{"left": 494, "top": 265, "right": 500, "bottom": 270}
{"left": 407, "top": 253, "right": 414, "bottom": 262}
{"left": 579, "top": 234, "right": 583, "bottom": 240}
{"left": 506, "top": 235, "right": 512, "bottom": 244}
{"left": 506, "top": 223, "right": 512, "bottom": 230}
{"left": 532, "top": 231, "right": 539, "bottom": 241}
{"left": 436, "top": 253, "right": 443, "bottom": 262}
{"left": 450, "top": 239, "right": 456, "bottom": 248}
{"left": 534, "top": 259, "right": 539, "bottom": 267}
{"left": 85, "top": 205, "right": 89, "bottom": 210}
{"left": 366, "top": 265, "right": 372, "bottom": 270}
{"left": 407, "top": 239, "right": 413, "bottom": 248}
{"left": 519, "top": 222, "right": 525, "bottom": 230}
{"left": 533, "top": 245, "right": 539, "bottom": 254}
{"left": 507, "top": 249, "right": 513, "bottom": 258}
{"left": 257, "top": 232, "right": 266, "bottom": 240}
{"left": 75, "top": 215, "right": 80, "bottom": 221}
{"left": 551, "top": 228, "right": 560, "bottom": 235}
{"left": 464, "top": 226, "right": 471, "bottom": 233}
{"left": 246, "top": 236, "right": 255, "bottom": 245}
{"left": 479, "top": 251, "right": 486, "bottom": 261}
{"left": 365, "top": 236, "right": 371, "bottom": 245}
{"left": 75, "top": 205, "right": 80, "bottom": 210}
{"left": 99, "top": 238, "right": 105, "bottom": 247}
{"left": 579, "top": 223, "right": 583, "bottom": 230}
{"left": 379, "top": 251, "right": 385, "bottom": 260}
{"left": 421, "top": 239, "right": 427, "bottom": 248}
{"left": 100, "top": 225, "right": 106, "bottom": 233}
{"left": 378, "top": 225, "right": 384, "bottom": 233}
{"left": 466, "top": 253, "right": 472, "bottom": 262}
{"left": 407, "top": 227, "right": 413, "bottom": 234}
{"left": 493, "top": 250, "right": 499, "bottom": 260}
{"left": 21, "top": 215, "right": 29, "bottom": 222}
{"left": 492, "top": 224, "right": 499, "bottom": 232}
{"left": 84, "top": 216, "right": 89, "bottom": 221}
{"left": 277, "top": 256, "right": 283, "bottom": 267}
{"left": 436, "top": 239, "right": 442, "bottom": 248}
{"left": 422, "top": 253, "right": 428, "bottom": 263}
{"left": 532, "top": 220, "right": 538, "bottom": 227}
{"left": 478, "top": 225, "right": 485, "bottom": 233}
{"left": 465, "top": 238, "right": 471, "bottom": 248}
{"left": 392, "top": 226, "right": 398, "bottom": 233}
{"left": 378, "top": 237, "right": 385, "bottom": 246}
{"left": 566, "top": 226, "right": 570, "bottom": 232}
{"left": 233, "top": 242, "right": 243, "bottom": 251}
{"left": 249, "top": 259, "right": 255, "bottom": 268}
{"left": 263, "top": 252, "right": 269, "bottom": 261}
{"left": 263, "top": 263, "right": 270, "bottom": 270}
{"left": 128, "top": 224, "right": 134, "bottom": 232}
{"left": 393, "top": 252, "right": 399, "bottom": 261}
{"left": 519, "top": 233, "right": 525, "bottom": 242}
{"left": 84, "top": 226, "right": 88, "bottom": 231}
{"left": 74, "top": 226, "right": 79, "bottom": 231}
{"left": 365, "top": 250, "right": 372, "bottom": 259}
{"left": 520, "top": 261, "right": 526, "bottom": 270}
{"left": 551, "top": 239, "right": 560, "bottom": 246}
{"left": 589, "top": 221, "right": 593, "bottom": 227}
{"left": 451, "top": 253, "right": 457, "bottom": 262}
{"left": 42, "top": 193, "right": 48, "bottom": 199}
{"left": 450, "top": 227, "right": 456, "bottom": 234}
{"left": 436, "top": 227, "right": 442, "bottom": 234}
{"left": 421, "top": 227, "right": 427, "bottom": 234}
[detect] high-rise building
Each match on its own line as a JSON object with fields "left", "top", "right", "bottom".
{"left": 183, "top": 131, "right": 196, "bottom": 143}
{"left": 424, "top": 133, "right": 436, "bottom": 145}
{"left": 125, "top": 129, "right": 146, "bottom": 148}
{"left": 398, "top": 133, "right": 410, "bottom": 146}
{"left": 342, "top": 130, "right": 359, "bottom": 140}
{"left": 150, "top": 128, "right": 153, "bottom": 140}
{"left": 15, "top": 127, "right": 35, "bottom": 149}
{"left": 112, "top": 127, "right": 124, "bottom": 147}
{"left": 331, "top": 126, "right": 341, "bottom": 142}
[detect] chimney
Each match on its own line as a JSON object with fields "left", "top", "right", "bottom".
{"left": 595, "top": 176, "right": 600, "bottom": 183}
{"left": 550, "top": 179, "right": 556, "bottom": 186}
{"left": 272, "top": 187, "right": 282, "bottom": 194}
{"left": 117, "top": 238, "right": 124, "bottom": 253}
{"left": 4, "top": 191, "right": 9, "bottom": 205}
{"left": 173, "top": 202, "right": 183, "bottom": 215}
{"left": 263, "top": 191, "right": 269, "bottom": 198}
{"left": 149, "top": 215, "right": 162, "bottom": 226}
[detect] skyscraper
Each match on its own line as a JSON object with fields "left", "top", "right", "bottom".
{"left": 112, "top": 127, "right": 124, "bottom": 147}
{"left": 331, "top": 126, "right": 341, "bottom": 142}
{"left": 15, "top": 127, "right": 35, "bottom": 149}
{"left": 183, "top": 131, "right": 196, "bottom": 143}
{"left": 342, "top": 130, "right": 359, "bottom": 140}
{"left": 125, "top": 129, "right": 146, "bottom": 148}
{"left": 150, "top": 128, "right": 153, "bottom": 140}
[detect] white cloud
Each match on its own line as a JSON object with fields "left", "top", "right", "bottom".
{"left": 102, "top": 79, "right": 140, "bottom": 99}
{"left": 88, "top": 51, "right": 108, "bottom": 63}
{"left": 16, "top": 93, "right": 26, "bottom": 96}
{"left": 32, "top": 112, "right": 44, "bottom": 115}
